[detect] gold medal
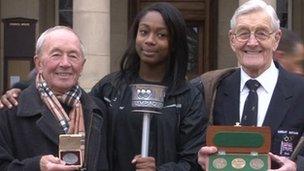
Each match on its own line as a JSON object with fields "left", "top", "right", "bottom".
{"left": 231, "top": 158, "right": 246, "bottom": 169}
{"left": 250, "top": 158, "right": 264, "bottom": 170}
{"left": 212, "top": 157, "right": 227, "bottom": 169}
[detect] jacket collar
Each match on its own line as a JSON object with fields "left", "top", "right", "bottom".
{"left": 220, "top": 63, "right": 294, "bottom": 130}
{"left": 17, "top": 83, "right": 102, "bottom": 117}
{"left": 262, "top": 63, "right": 293, "bottom": 132}
{"left": 222, "top": 68, "right": 241, "bottom": 124}
{"left": 17, "top": 83, "right": 103, "bottom": 145}
{"left": 222, "top": 68, "right": 240, "bottom": 101}
{"left": 17, "top": 83, "right": 46, "bottom": 117}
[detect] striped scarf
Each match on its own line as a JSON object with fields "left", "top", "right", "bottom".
{"left": 36, "top": 73, "right": 85, "bottom": 165}
{"left": 36, "top": 73, "right": 85, "bottom": 134}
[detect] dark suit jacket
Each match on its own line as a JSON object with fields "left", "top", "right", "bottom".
{"left": 0, "top": 83, "right": 108, "bottom": 171}
{"left": 213, "top": 64, "right": 304, "bottom": 158}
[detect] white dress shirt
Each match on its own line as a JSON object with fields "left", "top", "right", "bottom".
{"left": 240, "top": 61, "right": 279, "bottom": 126}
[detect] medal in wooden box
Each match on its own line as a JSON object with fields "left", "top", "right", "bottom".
{"left": 206, "top": 125, "right": 271, "bottom": 171}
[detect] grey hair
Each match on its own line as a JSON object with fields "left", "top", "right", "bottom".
{"left": 35, "top": 26, "right": 86, "bottom": 57}
{"left": 230, "top": 0, "right": 280, "bottom": 31}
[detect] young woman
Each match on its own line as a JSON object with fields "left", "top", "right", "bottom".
{"left": 91, "top": 2, "right": 208, "bottom": 171}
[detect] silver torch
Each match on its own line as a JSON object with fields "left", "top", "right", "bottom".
{"left": 130, "top": 84, "right": 167, "bottom": 157}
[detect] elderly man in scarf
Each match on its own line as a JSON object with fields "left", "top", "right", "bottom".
{"left": 0, "top": 26, "right": 108, "bottom": 171}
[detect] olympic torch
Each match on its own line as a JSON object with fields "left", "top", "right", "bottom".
{"left": 130, "top": 84, "right": 167, "bottom": 157}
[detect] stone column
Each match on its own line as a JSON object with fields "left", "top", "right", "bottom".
{"left": 73, "top": 0, "right": 110, "bottom": 92}
{"left": 217, "top": 0, "right": 238, "bottom": 69}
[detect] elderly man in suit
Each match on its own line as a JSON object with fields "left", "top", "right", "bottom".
{"left": 195, "top": 0, "right": 304, "bottom": 170}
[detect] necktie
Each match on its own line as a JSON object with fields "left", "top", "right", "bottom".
{"left": 241, "top": 79, "right": 261, "bottom": 126}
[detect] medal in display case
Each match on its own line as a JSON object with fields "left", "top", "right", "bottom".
{"left": 206, "top": 124, "right": 271, "bottom": 171}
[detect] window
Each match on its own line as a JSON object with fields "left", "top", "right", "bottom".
{"left": 58, "top": 0, "right": 73, "bottom": 27}
{"left": 277, "top": 0, "right": 292, "bottom": 28}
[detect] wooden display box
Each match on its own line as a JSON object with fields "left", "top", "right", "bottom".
{"left": 206, "top": 125, "right": 271, "bottom": 171}
{"left": 59, "top": 134, "right": 83, "bottom": 167}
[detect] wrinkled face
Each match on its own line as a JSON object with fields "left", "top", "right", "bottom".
{"left": 35, "top": 29, "right": 85, "bottom": 93}
{"left": 135, "top": 11, "right": 170, "bottom": 67}
{"left": 229, "top": 11, "right": 281, "bottom": 77}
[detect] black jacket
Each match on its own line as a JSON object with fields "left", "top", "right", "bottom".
{"left": 191, "top": 64, "right": 304, "bottom": 170}
{"left": 90, "top": 72, "right": 208, "bottom": 171}
{"left": 0, "top": 83, "right": 108, "bottom": 171}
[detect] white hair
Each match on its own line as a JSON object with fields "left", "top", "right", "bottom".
{"left": 230, "top": 0, "right": 280, "bottom": 31}
{"left": 35, "top": 26, "right": 86, "bottom": 57}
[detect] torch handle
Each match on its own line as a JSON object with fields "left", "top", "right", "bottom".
{"left": 290, "top": 136, "right": 304, "bottom": 161}
{"left": 141, "top": 113, "right": 151, "bottom": 157}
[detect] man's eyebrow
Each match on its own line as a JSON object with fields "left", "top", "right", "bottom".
{"left": 49, "top": 48, "right": 62, "bottom": 53}
{"left": 49, "top": 48, "right": 81, "bottom": 55}
{"left": 69, "top": 50, "right": 81, "bottom": 54}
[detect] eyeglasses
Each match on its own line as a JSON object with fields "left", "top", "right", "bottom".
{"left": 233, "top": 29, "right": 275, "bottom": 42}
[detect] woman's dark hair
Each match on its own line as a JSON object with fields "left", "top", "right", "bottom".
{"left": 120, "top": 2, "right": 188, "bottom": 92}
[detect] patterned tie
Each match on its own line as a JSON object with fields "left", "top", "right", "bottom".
{"left": 241, "top": 79, "right": 261, "bottom": 126}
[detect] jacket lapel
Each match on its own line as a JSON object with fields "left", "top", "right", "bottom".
{"left": 262, "top": 68, "right": 293, "bottom": 133}
{"left": 221, "top": 69, "right": 241, "bottom": 125}
{"left": 81, "top": 92, "right": 104, "bottom": 169}
{"left": 17, "top": 83, "right": 64, "bottom": 145}
{"left": 86, "top": 113, "right": 103, "bottom": 167}
{"left": 36, "top": 109, "right": 64, "bottom": 145}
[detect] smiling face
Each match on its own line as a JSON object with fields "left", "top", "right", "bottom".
{"left": 229, "top": 11, "right": 281, "bottom": 77}
{"left": 35, "top": 29, "right": 85, "bottom": 94}
{"left": 135, "top": 11, "right": 170, "bottom": 68}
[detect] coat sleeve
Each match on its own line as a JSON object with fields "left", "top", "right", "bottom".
{"left": 158, "top": 86, "right": 208, "bottom": 171}
{"left": 297, "top": 155, "right": 304, "bottom": 171}
{"left": 0, "top": 109, "right": 41, "bottom": 171}
{"left": 90, "top": 79, "right": 106, "bottom": 99}
{"left": 296, "top": 136, "right": 304, "bottom": 170}
{"left": 90, "top": 72, "right": 119, "bottom": 100}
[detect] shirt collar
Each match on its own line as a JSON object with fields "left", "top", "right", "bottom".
{"left": 240, "top": 60, "right": 279, "bottom": 93}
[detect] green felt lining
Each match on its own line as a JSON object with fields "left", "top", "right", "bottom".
{"left": 214, "top": 132, "right": 264, "bottom": 148}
